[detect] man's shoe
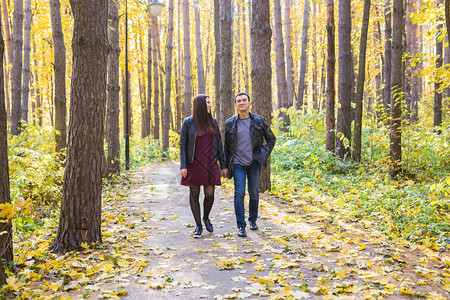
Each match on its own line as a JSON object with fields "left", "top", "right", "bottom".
{"left": 193, "top": 226, "right": 203, "bottom": 238}
{"left": 238, "top": 227, "right": 247, "bottom": 237}
{"left": 203, "top": 219, "right": 213, "bottom": 233}
{"left": 249, "top": 221, "right": 258, "bottom": 230}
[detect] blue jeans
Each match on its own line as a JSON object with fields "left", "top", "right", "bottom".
{"left": 233, "top": 160, "right": 262, "bottom": 228}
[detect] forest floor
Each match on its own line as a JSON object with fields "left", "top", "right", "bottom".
{"left": 5, "top": 161, "right": 450, "bottom": 299}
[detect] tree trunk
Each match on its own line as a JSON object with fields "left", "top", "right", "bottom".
{"left": 50, "top": 0, "right": 67, "bottom": 153}
{"left": 10, "top": 0, "right": 23, "bottom": 135}
{"left": 50, "top": 0, "right": 108, "bottom": 253}
{"left": 162, "top": 0, "right": 174, "bottom": 155}
{"left": 138, "top": 31, "right": 148, "bottom": 139}
{"left": 251, "top": 0, "right": 272, "bottom": 192}
{"left": 434, "top": 0, "right": 443, "bottom": 130}
{"left": 182, "top": 0, "right": 192, "bottom": 117}
{"left": 194, "top": 0, "right": 205, "bottom": 94}
{"left": 297, "top": 0, "right": 309, "bottom": 110}
{"left": 21, "top": 0, "right": 30, "bottom": 123}
{"left": 403, "top": 0, "right": 412, "bottom": 122}
{"left": 326, "top": 0, "right": 336, "bottom": 152}
{"left": 410, "top": 14, "right": 419, "bottom": 123}
{"left": 336, "top": 0, "right": 352, "bottom": 160}
{"left": 0, "top": 14, "right": 13, "bottom": 285}
{"left": 352, "top": 0, "right": 370, "bottom": 162}
{"left": 33, "top": 44, "right": 42, "bottom": 126}
{"left": 383, "top": 0, "right": 392, "bottom": 123}
{"left": 219, "top": 0, "right": 232, "bottom": 136}
{"left": 147, "top": 5, "right": 153, "bottom": 137}
{"left": 1, "top": 0, "right": 12, "bottom": 120}
{"left": 106, "top": 0, "right": 120, "bottom": 176}
{"left": 285, "top": 0, "right": 294, "bottom": 108}
{"left": 444, "top": 36, "right": 450, "bottom": 108}
{"left": 152, "top": 17, "right": 160, "bottom": 139}
{"left": 214, "top": 0, "right": 220, "bottom": 120}
{"left": 243, "top": 4, "right": 249, "bottom": 95}
{"left": 390, "top": 0, "right": 403, "bottom": 178}
{"left": 273, "top": 0, "right": 288, "bottom": 114}
{"left": 312, "top": 2, "right": 318, "bottom": 111}
{"left": 175, "top": 57, "right": 181, "bottom": 132}
{"left": 374, "top": 21, "right": 383, "bottom": 124}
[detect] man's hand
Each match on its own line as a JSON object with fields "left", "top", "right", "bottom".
{"left": 180, "top": 169, "right": 187, "bottom": 178}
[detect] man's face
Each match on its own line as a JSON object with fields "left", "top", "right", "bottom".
{"left": 235, "top": 95, "right": 250, "bottom": 112}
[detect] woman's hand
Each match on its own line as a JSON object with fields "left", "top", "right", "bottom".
{"left": 180, "top": 169, "right": 187, "bottom": 178}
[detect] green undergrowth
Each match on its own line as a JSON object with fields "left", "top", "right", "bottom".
{"left": 270, "top": 109, "right": 450, "bottom": 249}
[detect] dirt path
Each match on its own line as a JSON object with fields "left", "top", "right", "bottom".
{"left": 82, "top": 161, "right": 447, "bottom": 300}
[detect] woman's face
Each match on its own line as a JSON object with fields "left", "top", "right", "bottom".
{"left": 206, "top": 97, "right": 212, "bottom": 114}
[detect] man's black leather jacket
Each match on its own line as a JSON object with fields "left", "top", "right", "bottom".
{"left": 224, "top": 113, "right": 276, "bottom": 178}
{"left": 179, "top": 116, "right": 225, "bottom": 170}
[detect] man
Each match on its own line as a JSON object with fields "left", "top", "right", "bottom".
{"left": 223, "top": 92, "right": 276, "bottom": 237}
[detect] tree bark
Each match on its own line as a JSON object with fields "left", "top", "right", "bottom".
{"left": 214, "top": 0, "right": 220, "bottom": 120}
{"left": 352, "top": 0, "right": 370, "bottom": 162}
{"left": 383, "top": 0, "right": 392, "bottom": 123}
{"left": 336, "top": 0, "right": 352, "bottom": 160}
{"left": 285, "top": 0, "right": 294, "bottom": 109}
{"left": 326, "top": 0, "right": 335, "bottom": 152}
{"left": 0, "top": 14, "right": 12, "bottom": 285}
{"left": 182, "top": 0, "right": 192, "bottom": 117}
{"left": 251, "top": 0, "right": 272, "bottom": 192}
{"left": 390, "top": 0, "right": 403, "bottom": 178}
{"left": 374, "top": 21, "right": 383, "bottom": 124}
{"left": 434, "top": 0, "right": 443, "bottom": 130}
{"left": 21, "top": 0, "right": 30, "bottom": 123}
{"left": 152, "top": 17, "right": 160, "bottom": 139}
{"left": 50, "top": 0, "right": 67, "bottom": 153}
{"left": 297, "top": 0, "right": 309, "bottom": 110}
{"left": 312, "top": 2, "right": 318, "bottom": 111}
{"left": 194, "top": 0, "right": 205, "bottom": 94}
{"left": 175, "top": 57, "right": 181, "bottom": 132}
{"left": 106, "top": 0, "right": 120, "bottom": 176}
{"left": 50, "top": 0, "right": 108, "bottom": 253}
{"left": 273, "top": 0, "right": 288, "bottom": 114}
{"left": 162, "top": 0, "right": 174, "bottom": 155}
{"left": 10, "top": 0, "right": 23, "bottom": 135}
{"left": 219, "top": 0, "right": 232, "bottom": 136}
{"left": 1, "top": 0, "right": 12, "bottom": 120}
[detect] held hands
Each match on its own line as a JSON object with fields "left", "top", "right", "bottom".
{"left": 180, "top": 168, "right": 187, "bottom": 178}
{"left": 221, "top": 168, "right": 229, "bottom": 178}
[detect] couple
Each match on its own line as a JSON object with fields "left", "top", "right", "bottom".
{"left": 179, "top": 93, "right": 276, "bottom": 238}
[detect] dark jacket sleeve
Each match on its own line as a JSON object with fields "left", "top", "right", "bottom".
{"left": 262, "top": 117, "right": 276, "bottom": 154}
{"left": 214, "top": 119, "right": 226, "bottom": 169}
{"left": 224, "top": 121, "right": 231, "bottom": 169}
{"left": 179, "top": 118, "right": 188, "bottom": 169}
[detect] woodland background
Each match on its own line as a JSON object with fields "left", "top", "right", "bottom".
{"left": 0, "top": 0, "right": 449, "bottom": 297}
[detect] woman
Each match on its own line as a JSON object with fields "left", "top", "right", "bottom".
{"left": 179, "top": 95, "right": 226, "bottom": 237}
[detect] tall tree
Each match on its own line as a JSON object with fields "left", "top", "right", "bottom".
{"left": 50, "top": 0, "right": 108, "bottom": 253}
{"left": 219, "top": 0, "right": 232, "bottom": 134}
{"left": 50, "top": 0, "right": 67, "bottom": 153}
{"left": 273, "top": 0, "right": 288, "bottom": 115}
{"left": 383, "top": 0, "right": 392, "bottom": 123}
{"left": 194, "top": 0, "right": 206, "bottom": 94}
{"left": 0, "top": 15, "right": 12, "bottom": 285}
{"left": 182, "top": 0, "right": 192, "bottom": 117}
{"left": 297, "top": 0, "right": 309, "bottom": 110}
{"left": 352, "top": 0, "right": 370, "bottom": 162}
{"left": 10, "top": 0, "right": 23, "bottom": 135}
{"left": 1, "top": 0, "right": 12, "bottom": 119}
{"left": 152, "top": 17, "right": 160, "bottom": 139}
{"left": 162, "top": 0, "right": 174, "bottom": 155}
{"left": 214, "top": 0, "right": 220, "bottom": 120}
{"left": 285, "top": 0, "right": 294, "bottom": 108}
{"left": 390, "top": 0, "right": 403, "bottom": 177}
{"left": 106, "top": 0, "right": 120, "bottom": 176}
{"left": 251, "top": 0, "right": 272, "bottom": 192}
{"left": 336, "top": 0, "right": 352, "bottom": 160}
{"left": 21, "top": 0, "right": 31, "bottom": 123}
{"left": 434, "top": 0, "right": 443, "bottom": 130}
{"left": 374, "top": 21, "right": 384, "bottom": 124}
{"left": 326, "top": 0, "right": 336, "bottom": 152}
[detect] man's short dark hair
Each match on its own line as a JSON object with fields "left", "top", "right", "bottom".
{"left": 234, "top": 92, "right": 250, "bottom": 103}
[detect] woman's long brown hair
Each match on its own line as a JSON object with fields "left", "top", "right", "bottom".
{"left": 192, "top": 94, "right": 217, "bottom": 136}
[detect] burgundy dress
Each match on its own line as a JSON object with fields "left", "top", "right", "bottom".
{"left": 181, "top": 129, "right": 221, "bottom": 186}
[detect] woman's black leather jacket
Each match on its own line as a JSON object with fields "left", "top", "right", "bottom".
{"left": 179, "top": 116, "right": 225, "bottom": 170}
